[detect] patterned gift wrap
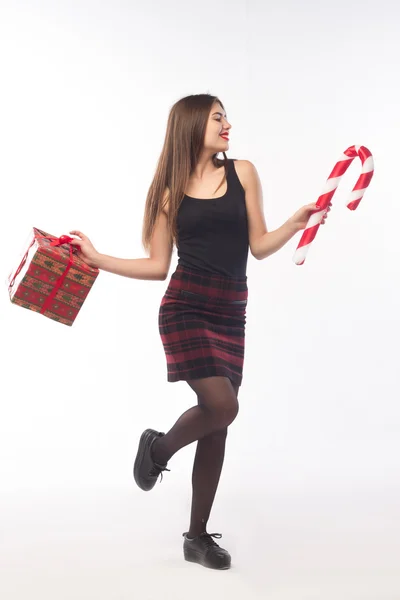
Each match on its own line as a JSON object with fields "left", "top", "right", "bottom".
{"left": 8, "top": 227, "right": 99, "bottom": 326}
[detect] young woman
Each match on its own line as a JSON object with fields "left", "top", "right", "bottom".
{"left": 69, "top": 94, "right": 330, "bottom": 570}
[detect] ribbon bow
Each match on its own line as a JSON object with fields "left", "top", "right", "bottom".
{"left": 48, "top": 234, "right": 75, "bottom": 247}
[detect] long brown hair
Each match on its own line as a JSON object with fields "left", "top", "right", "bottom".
{"left": 142, "top": 94, "right": 228, "bottom": 251}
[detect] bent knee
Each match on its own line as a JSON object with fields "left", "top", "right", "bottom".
{"left": 208, "top": 396, "right": 239, "bottom": 428}
{"left": 225, "top": 398, "right": 239, "bottom": 425}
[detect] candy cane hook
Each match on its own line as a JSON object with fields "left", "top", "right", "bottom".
{"left": 293, "top": 145, "right": 374, "bottom": 265}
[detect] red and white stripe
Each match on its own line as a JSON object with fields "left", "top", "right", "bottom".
{"left": 293, "top": 145, "right": 374, "bottom": 265}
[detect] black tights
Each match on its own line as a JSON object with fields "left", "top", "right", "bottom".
{"left": 151, "top": 376, "right": 239, "bottom": 538}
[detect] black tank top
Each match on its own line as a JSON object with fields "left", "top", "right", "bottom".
{"left": 176, "top": 159, "right": 249, "bottom": 278}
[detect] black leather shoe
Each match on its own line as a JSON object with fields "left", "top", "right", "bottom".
{"left": 183, "top": 532, "right": 231, "bottom": 570}
{"left": 133, "top": 428, "right": 170, "bottom": 491}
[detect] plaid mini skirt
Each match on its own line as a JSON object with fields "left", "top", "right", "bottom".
{"left": 158, "top": 264, "right": 248, "bottom": 386}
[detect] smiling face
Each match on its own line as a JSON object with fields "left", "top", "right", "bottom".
{"left": 203, "top": 101, "right": 232, "bottom": 153}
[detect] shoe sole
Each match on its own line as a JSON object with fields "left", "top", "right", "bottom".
{"left": 184, "top": 546, "right": 231, "bottom": 570}
{"left": 133, "top": 428, "right": 158, "bottom": 491}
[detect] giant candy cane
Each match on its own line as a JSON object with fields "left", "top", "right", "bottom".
{"left": 293, "top": 145, "right": 374, "bottom": 265}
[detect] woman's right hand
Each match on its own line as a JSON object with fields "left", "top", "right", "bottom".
{"left": 69, "top": 230, "right": 101, "bottom": 269}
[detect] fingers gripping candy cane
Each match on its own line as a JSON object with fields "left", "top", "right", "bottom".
{"left": 293, "top": 145, "right": 374, "bottom": 265}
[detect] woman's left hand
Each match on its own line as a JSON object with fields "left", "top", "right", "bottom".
{"left": 288, "top": 202, "right": 332, "bottom": 232}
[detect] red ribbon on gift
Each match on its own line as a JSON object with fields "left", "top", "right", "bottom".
{"left": 9, "top": 232, "right": 77, "bottom": 315}
{"left": 39, "top": 234, "right": 76, "bottom": 315}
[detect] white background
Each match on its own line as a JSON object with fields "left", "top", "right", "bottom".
{"left": 0, "top": 1, "right": 398, "bottom": 598}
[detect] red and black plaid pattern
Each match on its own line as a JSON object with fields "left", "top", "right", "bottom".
{"left": 158, "top": 264, "right": 248, "bottom": 386}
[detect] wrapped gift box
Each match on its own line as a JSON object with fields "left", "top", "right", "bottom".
{"left": 8, "top": 227, "right": 99, "bottom": 326}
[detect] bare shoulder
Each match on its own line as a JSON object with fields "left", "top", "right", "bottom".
{"left": 232, "top": 159, "right": 259, "bottom": 191}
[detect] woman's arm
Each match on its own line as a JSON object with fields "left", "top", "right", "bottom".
{"left": 70, "top": 193, "right": 173, "bottom": 280}
{"left": 251, "top": 221, "right": 300, "bottom": 261}
{"left": 239, "top": 160, "right": 327, "bottom": 260}
{"left": 95, "top": 210, "right": 173, "bottom": 280}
